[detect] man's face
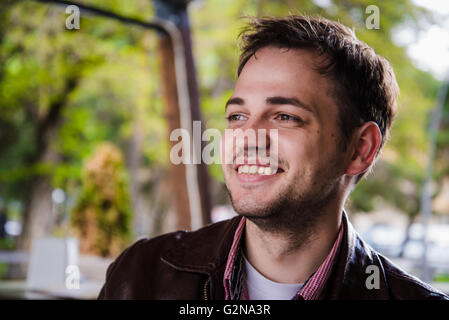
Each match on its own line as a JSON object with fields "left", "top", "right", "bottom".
{"left": 221, "top": 46, "right": 347, "bottom": 221}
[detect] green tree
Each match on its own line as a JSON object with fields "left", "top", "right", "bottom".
{"left": 71, "top": 142, "right": 132, "bottom": 257}
{"left": 0, "top": 0, "right": 168, "bottom": 252}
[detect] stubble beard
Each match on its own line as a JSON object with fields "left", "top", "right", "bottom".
{"left": 225, "top": 160, "right": 342, "bottom": 252}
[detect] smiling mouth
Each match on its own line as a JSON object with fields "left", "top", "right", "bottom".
{"left": 236, "top": 165, "right": 283, "bottom": 176}
{"left": 233, "top": 164, "right": 284, "bottom": 184}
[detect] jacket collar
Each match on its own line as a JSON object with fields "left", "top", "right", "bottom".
{"left": 323, "top": 212, "right": 391, "bottom": 299}
{"left": 161, "top": 215, "right": 242, "bottom": 275}
{"left": 161, "top": 211, "right": 391, "bottom": 299}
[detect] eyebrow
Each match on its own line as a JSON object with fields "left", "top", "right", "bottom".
{"left": 225, "top": 97, "right": 244, "bottom": 110}
{"left": 266, "top": 96, "right": 315, "bottom": 114}
{"left": 225, "top": 95, "right": 315, "bottom": 115}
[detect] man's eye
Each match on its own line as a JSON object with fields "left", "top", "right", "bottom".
{"left": 227, "top": 114, "right": 246, "bottom": 122}
{"left": 276, "top": 114, "right": 303, "bottom": 122}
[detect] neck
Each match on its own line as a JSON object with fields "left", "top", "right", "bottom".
{"left": 243, "top": 204, "right": 343, "bottom": 284}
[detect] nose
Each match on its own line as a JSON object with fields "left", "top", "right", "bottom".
{"left": 235, "top": 118, "right": 273, "bottom": 162}
{"left": 221, "top": 114, "right": 278, "bottom": 166}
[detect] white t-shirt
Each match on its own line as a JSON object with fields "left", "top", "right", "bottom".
{"left": 243, "top": 255, "right": 303, "bottom": 300}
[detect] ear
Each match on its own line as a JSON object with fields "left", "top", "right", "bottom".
{"left": 345, "top": 121, "right": 382, "bottom": 177}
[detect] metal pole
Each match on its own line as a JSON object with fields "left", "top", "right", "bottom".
{"left": 420, "top": 76, "right": 449, "bottom": 283}
{"left": 154, "top": 0, "right": 212, "bottom": 229}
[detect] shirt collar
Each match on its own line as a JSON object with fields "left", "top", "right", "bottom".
{"left": 223, "top": 215, "right": 344, "bottom": 300}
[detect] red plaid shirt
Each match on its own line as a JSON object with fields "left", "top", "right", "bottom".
{"left": 223, "top": 216, "right": 344, "bottom": 300}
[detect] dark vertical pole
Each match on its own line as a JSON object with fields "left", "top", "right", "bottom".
{"left": 155, "top": 0, "right": 212, "bottom": 227}
{"left": 158, "top": 35, "right": 192, "bottom": 230}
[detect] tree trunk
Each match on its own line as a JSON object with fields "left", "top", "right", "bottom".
{"left": 16, "top": 177, "right": 55, "bottom": 252}
{"left": 125, "top": 115, "right": 150, "bottom": 237}
{"left": 398, "top": 214, "right": 417, "bottom": 258}
{"left": 17, "top": 76, "right": 79, "bottom": 252}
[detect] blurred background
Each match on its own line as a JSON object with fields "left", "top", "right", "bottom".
{"left": 0, "top": 0, "right": 448, "bottom": 299}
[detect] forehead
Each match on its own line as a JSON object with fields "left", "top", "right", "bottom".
{"left": 234, "top": 46, "right": 338, "bottom": 118}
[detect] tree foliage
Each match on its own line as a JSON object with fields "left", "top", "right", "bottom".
{"left": 71, "top": 142, "right": 132, "bottom": 257}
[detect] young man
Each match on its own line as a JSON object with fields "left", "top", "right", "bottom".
{"left": 98, "top": 15, "right": 448, "bottom": 300}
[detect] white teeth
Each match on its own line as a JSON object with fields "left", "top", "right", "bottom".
{"left": 238, "top": 165, "right": 249, "bottom": 174}
{"left": 237, "top": 165, "right": 277, "bottom": 176}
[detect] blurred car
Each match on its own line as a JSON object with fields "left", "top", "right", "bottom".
{"left": 361, "top": 222, "right": 449, "bottom": 264}
{"left": 360, "top": 223, "right": 405, "bottom": 257}
{"left": 402, "top": 224, "right": 449, "bottom": 265}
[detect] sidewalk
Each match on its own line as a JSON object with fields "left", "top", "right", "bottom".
{"left": 0, "top": 252, "right": 112, "bottom": 300}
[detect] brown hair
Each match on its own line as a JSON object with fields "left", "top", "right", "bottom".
{"left": 237, "top": 15, "right": 399, "bottom": 181}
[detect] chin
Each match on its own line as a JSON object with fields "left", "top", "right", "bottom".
{"left": 229, "top": 194, "right": 276, "bottom": 217}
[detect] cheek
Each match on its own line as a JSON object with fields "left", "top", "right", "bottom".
{"left": 278, "top": 131, "right": 331, "bottom": 180}
{"left": 278, "top": 132, "right": 313, "bottom": 164}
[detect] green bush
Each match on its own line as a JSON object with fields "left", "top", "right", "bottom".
{"left": 71, "top": 142, "right": 132, "bottom": 257}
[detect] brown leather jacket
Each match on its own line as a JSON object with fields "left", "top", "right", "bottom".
{"left": 98, "top": 213, "right": 448, "bottom": 300}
